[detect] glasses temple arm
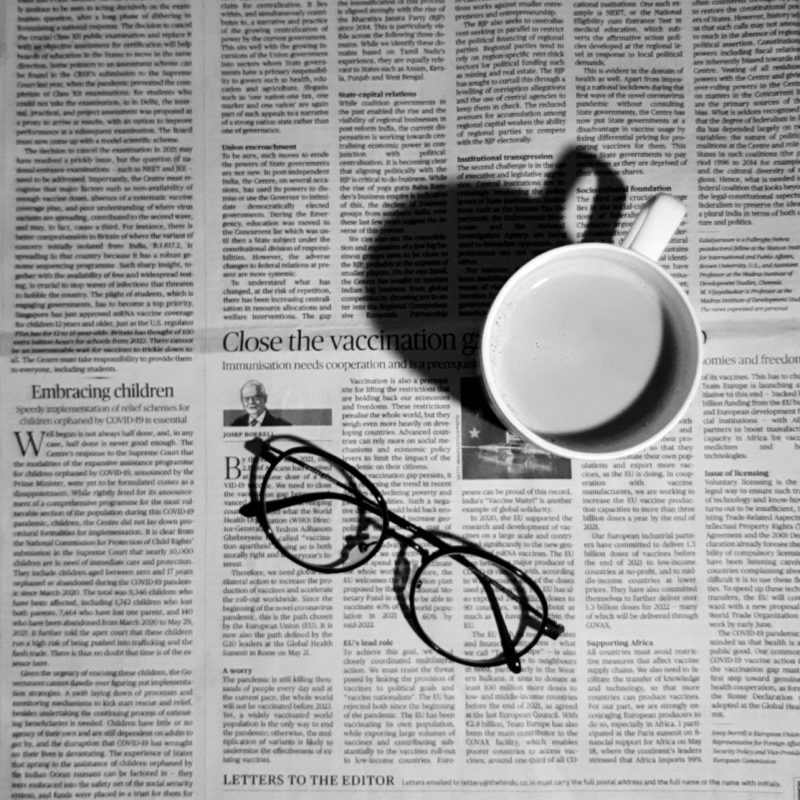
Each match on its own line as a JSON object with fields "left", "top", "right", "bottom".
{"left": 478, "top": 575, "right": 522, "bottom": 674}
{"left": 449, "top": 553, "right": 564, "bottom": 641}
{"left": 542, "top": 617, "right": 565, "bottom": 640}
{"left": 264, "top": 491, "right": 361, "bottom": 515}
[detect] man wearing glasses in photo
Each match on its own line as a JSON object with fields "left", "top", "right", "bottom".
{"left": 231, "top": 380, "right": 290, "bottom": 428}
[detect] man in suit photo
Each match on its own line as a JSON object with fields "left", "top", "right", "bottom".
{"left": 231, "top": 380, "right": 290, "bottom": 427}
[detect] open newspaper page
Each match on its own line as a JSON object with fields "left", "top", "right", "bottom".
{"left": 2, "top": 1, "right": 799, "bottom": 799}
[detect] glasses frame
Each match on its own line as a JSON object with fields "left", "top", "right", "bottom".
{"left": 240, "top": 436, "right": 564, "bottom": 673}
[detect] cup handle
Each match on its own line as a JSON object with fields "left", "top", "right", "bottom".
{"left": 621, "top": 194, "right": 686, "bottom": 261}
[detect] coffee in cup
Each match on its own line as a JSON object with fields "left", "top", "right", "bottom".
{"left": 480, "top": 194, "right": 701, "bottom": 460}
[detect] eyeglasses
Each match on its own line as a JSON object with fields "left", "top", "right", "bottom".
{"left": 239, "top": 436, "right": 563, "bottom": 673}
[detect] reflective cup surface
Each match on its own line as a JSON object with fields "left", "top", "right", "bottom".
{"left": 480, "top": 240, "right": 702, "bottom": 460}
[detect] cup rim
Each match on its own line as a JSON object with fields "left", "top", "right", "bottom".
{"left": 480, "top": 242, "right": 703, "bottom": 460}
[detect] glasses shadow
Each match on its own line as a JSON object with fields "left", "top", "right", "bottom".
{"left": 361, "top": 145, "right": 627, "bottom": 411}
{"left": 390, "top": 527, "right": 472, "bottom": 626}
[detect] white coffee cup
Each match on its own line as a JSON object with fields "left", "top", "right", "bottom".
{"left": 480, "top": 194, "right": 702, "bottom": 460}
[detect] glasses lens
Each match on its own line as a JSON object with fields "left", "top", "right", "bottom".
{"left": 412, "top": 550, "right": 546, "bottom": 667}
{"left": 262, "top": 448, "right": 386, "bottom": 572}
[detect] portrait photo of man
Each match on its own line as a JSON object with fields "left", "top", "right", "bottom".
{"left": 230, "top": 380, "right": 290, "bottom": 427}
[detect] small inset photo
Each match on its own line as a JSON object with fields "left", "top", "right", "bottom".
{"left": 224, "top": 379, "right": 332, "bottom": 427}
{"left": 459, "top": 377, "right": 571, "bottom": 480}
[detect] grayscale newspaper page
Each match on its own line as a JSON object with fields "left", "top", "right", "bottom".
{"left": 1, "top": 1, "right": 799, "bottom": 799}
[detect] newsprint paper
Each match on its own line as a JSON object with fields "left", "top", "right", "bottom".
{"left": 2, "top": 1, "right": 799, "bottom": 799}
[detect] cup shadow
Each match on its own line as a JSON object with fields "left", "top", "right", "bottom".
{"left": 362, "top": 146, "right": 628, "bottom": 413}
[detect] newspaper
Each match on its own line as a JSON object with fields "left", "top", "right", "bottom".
{"left": 2, "top": 0, "right": 799, "bottom": 798}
